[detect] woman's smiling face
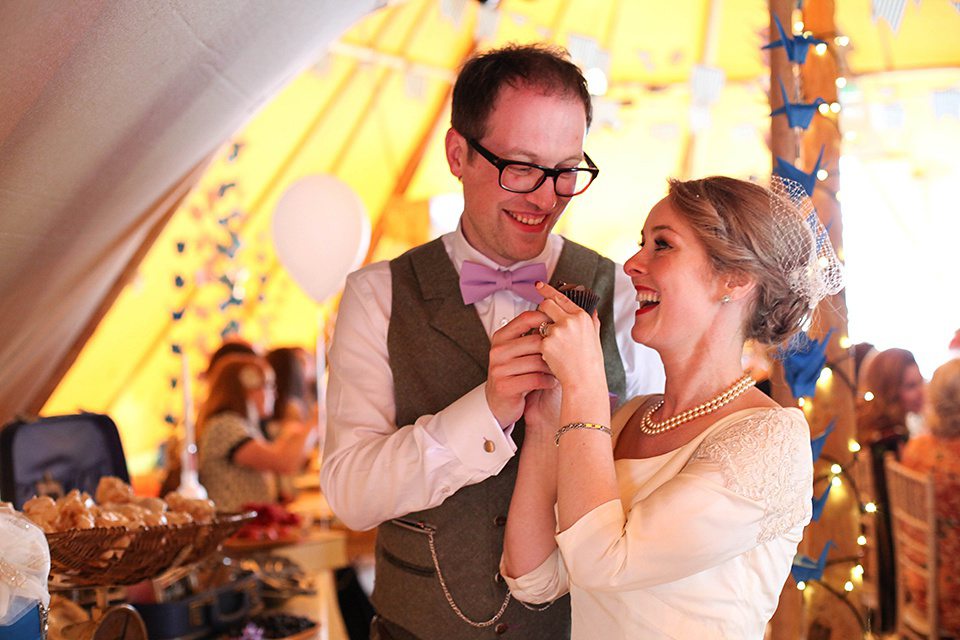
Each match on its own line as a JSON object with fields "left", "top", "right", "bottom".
{"left": 623, "top": 196, "right": 724, "bottom": 351}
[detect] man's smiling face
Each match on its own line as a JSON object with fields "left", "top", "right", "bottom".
{"left": 448, "top": 83, "right": 587, "bottom": 266}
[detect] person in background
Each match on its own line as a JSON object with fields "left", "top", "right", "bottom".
{"left": 501, "top": 175, "right": 840, "bottom": 638}
{"left": 197, "top": 353, "right": 317, "bottom": 512}
{"left": 159, "top": 338, "right": 262, "bottom": 497}
{"left": 267, "top": 347, "right": 313, "bottom": 425}
{"left": 856, "top": 346, "right": 925, "bottom": 632}
{"left": 900, "top": 358, "right": 960, "bottom": 636}
{"left": 321, "top": 43, "right": 664, "bottom": 639}
{"left": 853, "top": 341, "right": 877, "bottom": 387}
{"left": 265, "top": 347, "right": 315, "bottom": 504}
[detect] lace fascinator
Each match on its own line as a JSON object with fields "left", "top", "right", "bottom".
{"left": 768, "top": 175, "right": 845, "bottom": 310}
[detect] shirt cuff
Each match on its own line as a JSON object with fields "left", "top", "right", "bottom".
{"left": 500, "top": 551, "right": 568, "bottom": 604}
{"left": 439, "top": 384, "right": 517, "bottom": 470}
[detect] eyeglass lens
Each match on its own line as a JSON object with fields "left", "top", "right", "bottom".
{"left": 500, "top": 164, "right": 593, "bottom": 196}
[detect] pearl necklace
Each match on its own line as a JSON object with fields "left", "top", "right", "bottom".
{"left": 640, "top": 374, "right": 756, "bottom": 435}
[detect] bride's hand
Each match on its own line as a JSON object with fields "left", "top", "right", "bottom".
{"left": 523, "top": 384, "right": 562, "bottom": 443}
{"left": 535, "top": 282, "right": 606, "bottom": 387}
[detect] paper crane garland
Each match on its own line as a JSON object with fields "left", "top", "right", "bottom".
{"left": 811, "top": 419, "right": 836, "bottom": 462}
{"left": 764, "top": 14, "right": 826, "bottom": 65}
{"left": 781, "top": 328, "right": 835, "bottom": 399}
{"left": 771, "top": 79, "right": 825, "bottom": 129}
{"left": 791, "top": 540, "right": 836, "bottom": 582}
{"left": 774, "top": 146, "right": 825, "bottom": 197}
{"left": 812, "top": 484, "right": 832, "bottom": 521}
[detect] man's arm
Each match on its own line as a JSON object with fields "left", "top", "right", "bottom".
{"left": 320, "top": 265, "right": 547, "bottom": 531}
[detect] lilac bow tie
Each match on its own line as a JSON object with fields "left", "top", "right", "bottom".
{"left": 459, "top": 261, "right": 547, "bottom": 305}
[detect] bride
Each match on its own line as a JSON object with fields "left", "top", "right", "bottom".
{"left": 501, "top": 176, "right": 843, "bottom": 639}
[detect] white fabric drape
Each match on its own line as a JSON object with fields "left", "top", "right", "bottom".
{"left": 0, "top": 0, "right": 384, "bottom": 426}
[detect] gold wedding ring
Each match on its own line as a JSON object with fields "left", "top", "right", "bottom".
{"left": 538, "top": 321, "right": 550, "bottom": 338}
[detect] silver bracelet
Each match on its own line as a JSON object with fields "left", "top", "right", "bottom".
{"left": 554, "top": 422, "right": 611, "bottom": 446}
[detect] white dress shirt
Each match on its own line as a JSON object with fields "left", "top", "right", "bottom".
{"left": 320, "top": 225, "right": 664, "bottom": 531}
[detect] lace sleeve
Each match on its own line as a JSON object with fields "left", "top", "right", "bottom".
{"left": 691, "top": 409, "right": 813, "bottom": 543}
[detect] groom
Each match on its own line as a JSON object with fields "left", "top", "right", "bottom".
{"left": 320, "top": 43, "right": 663, "bottom": 639}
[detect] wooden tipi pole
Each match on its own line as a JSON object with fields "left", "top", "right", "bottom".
{"left": 767, "top": 0, "right": 862, "bottom": 638}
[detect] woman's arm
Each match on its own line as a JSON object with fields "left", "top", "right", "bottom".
{"left": 502, "top": 385, "right": 562, "bottom": 579}
{"left": 536, "top": 282, "right": 618, "bottom": 531}
{"left": 233, "top": 421, "right": 318, "bottom": 475}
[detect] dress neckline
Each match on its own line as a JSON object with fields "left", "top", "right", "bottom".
{"left": 613, "top": 404, "right": 788, "bottom": 461}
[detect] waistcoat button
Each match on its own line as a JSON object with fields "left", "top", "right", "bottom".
{"left": 493, "top": 515, "right": 507, "bottom": 526}
{"left": 495, "top": 623, "right": 508, "bottom": 634}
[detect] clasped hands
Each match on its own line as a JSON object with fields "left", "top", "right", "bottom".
{"left": 485, "top": 282, "right": 606, "bottom": 430}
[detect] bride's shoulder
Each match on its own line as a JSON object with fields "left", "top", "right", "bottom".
{"left": 699, "top": 406, "right": 810, "bottom": 460}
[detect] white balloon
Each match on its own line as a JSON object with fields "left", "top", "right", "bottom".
{"left": 272, "top": 175, "right": 370, "bottom": 303}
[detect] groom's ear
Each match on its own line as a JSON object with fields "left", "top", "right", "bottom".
{"left": 445, "top": 128, "right": 467, "bottom": 179}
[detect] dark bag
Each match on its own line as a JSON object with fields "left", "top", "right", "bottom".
{"left": 133, "top": 571, "right": 262, "bottom": 639}
{"left": 0, "top": 412, "right": 129, "bottom": 508}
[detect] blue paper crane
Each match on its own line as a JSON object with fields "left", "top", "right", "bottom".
{"left": 774, "top": 146, "right": 826, "bottom": 198}
{"left": 811, "top": 418, "right": 836, "bottom": 462}
{"left": 812, "top": 484, "right": 832, "bottom": 521}
{"left": 216, "top": 229, "right": 241, "bottom": 258}
{"left": 771, "top": 79, "right": 825, "bottom": 129}
{"left": 763, "top": 14, "right": 826, "bottom": 65}
{"left": 221, "top": 320, "right": 241, "bottom": 339}
{"left": 781, "top": 328, "right": 835, "bottom": 399}
{"left": 791, "top": 540, "right": 836, "bottom": 582}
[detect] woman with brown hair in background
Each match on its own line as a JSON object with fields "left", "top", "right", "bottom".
{"left": 197, "top": 353, "right": 317, "bottom": 511}
{"left": 856, "top": 347, "right": 925, "bottom": 632}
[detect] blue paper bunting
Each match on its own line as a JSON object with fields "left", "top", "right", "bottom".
{"left": 872, "top": 0, "right": 908, "bottom": 34}
{"left": 933, "top": 88, "right": 960, "bottom": 120}
{"left": 771, "top": 80, "right": 825, "bottom": 129}
{"left": 774, "top": 146, "right": 825, "bottom": 197}
{"left": 172, "top": 308, "right": 185, "bottom": 321}
{"left": 791, "top": 540, "right": 836, "bottom": 582}
{"left": 781, "top": 329, "right": 834, "bottom": 398}
{"left": 812, "top": 484, "right": 832, "bottom": 521}
{"left": 811, "top": 419, "right": 836, "bottom": 461}
{"left": 763, "top": 15, "right": 826, "bottom": 65}
{"left": 176, "top": 241, "right": 186, "bottom": 253}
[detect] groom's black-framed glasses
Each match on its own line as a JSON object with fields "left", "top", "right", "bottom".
{"left": 467, "top": 137, "right": 599, "bottom": 197}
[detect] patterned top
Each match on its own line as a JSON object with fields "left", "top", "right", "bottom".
{"left": 198, "top": 411, "right": 277, "bottom": 512}
{"left": 505, "top": 401, "right": 813, "bottom": 640}
{"left": 901, "top": 434, "right": 960, "bottom": 635}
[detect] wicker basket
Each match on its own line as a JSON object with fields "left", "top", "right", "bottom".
{"left": 46, "top": 511, "right": 254, "bottom": 588}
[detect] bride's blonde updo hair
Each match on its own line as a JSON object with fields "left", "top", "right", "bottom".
{"left": 666, "top": 176, "right": 842, "bottom": 347}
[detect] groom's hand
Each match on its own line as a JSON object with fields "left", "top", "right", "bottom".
{"left": 486, "top": 310, "right": 556, "bottom": 429}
